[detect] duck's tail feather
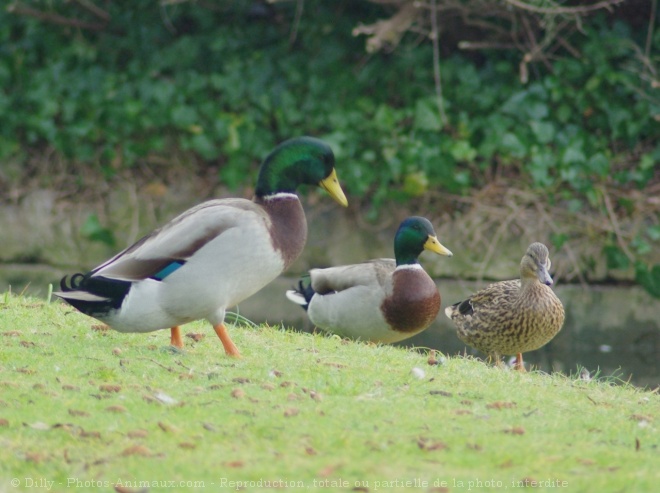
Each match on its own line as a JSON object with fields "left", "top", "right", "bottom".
{"left": 285, "top": 275, "right": 315, "bottom": 311}
{"left": 285, "top": 289, "right": 307, "bottom": 306}
{"left": 55, "top": 273, "right": 131, "bottom": 316}
{"left": 444, "top": 298, "right": 473, "bottom": 320}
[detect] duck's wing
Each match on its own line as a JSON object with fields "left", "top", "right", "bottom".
{"left": 451, "top": 279, "right": 521, "bottom": 317}
{"left": 309, "top": 258, "right": 396, "bottom": 294}
{"left": 92, "top": 198, "right": 267, "bottom": 282}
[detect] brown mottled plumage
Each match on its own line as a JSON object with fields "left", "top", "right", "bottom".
{"left": 445, "top": 242, "right": 565, "bottom": 371}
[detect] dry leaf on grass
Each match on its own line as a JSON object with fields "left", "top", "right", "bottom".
{"left": 127, "top": 429, "right": 149, "bottom": 438}
{"left": 225, "top": 460, "right": 244, "bottom": 468}
{"left": 106, "top": 405, "right": 127, "bottom": 413}
{"left": 158, "top": 421, "right": 180, "bottom": 433}
{"left": 417, "top": 437, "right": 448, "bottom": 451}
{"left": 99, "top": 384, "right": 121, "bottom": 393}
{"left": 487, "top": 401, "right": 517, "bottom": 409}
{"left": 25, "top": 452, "right": 47, "bottom": 463}
{"left": 114, "top": 485, "right": 149, "bottom": 493}
{"left": 68, "top": 409, "right": 89, "bottom": 417}
{"left": 231, "top": 388, "right": 245, "bottom": 399}
{"left": 80, "top": 430, "right": 102, "bottom": 439}
{"left": 121, "top": 445, "right": 152, "bottom": 457}
{"left": 430, "top": 390, "right": 453, "bottom": 397}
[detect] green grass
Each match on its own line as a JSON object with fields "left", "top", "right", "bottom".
{"left": 0, "top": 292, "right": 658, "bottom": 492}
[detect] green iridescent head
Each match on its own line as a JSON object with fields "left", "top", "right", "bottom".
{"left": 394, "top": 216, "right": 453, "bottom": 266}
{"left": 255, "top": 137, "right": 347, "bottom": 206}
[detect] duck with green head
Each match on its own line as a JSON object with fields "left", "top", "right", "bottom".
{"left": 56, "top": 137, "right": 348, "bottom": 356}
{"left": 286, "top": 216, "right": 453, "bottom": 343}
{"left": 445, "top": 242, "right": 565, "bottom": 371}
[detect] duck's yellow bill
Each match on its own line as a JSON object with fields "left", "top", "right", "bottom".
{"left": 319, "top": 168, "right": 348, "bottom": 207}
{"left": 424, "top": 236, "right": 453, "bottom": 257}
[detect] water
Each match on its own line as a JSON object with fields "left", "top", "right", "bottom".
{"left": 2, "top": 265, "right": 658, "bottom": 388}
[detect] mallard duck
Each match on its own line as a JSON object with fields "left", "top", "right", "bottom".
{"left": 445, "top": 242, "right": 565, "bottom": 371}
{"left": 286, "top": 216, "right": 453, "bottom": 343}
{"left": 56, "top": 136, "right": 348, "bottom": 356}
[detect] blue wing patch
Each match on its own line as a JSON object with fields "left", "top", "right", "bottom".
{"left": 151, "top": 261, "right": 185, "bottom": 281}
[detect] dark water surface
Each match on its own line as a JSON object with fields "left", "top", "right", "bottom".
{"left": 2, "top": 264, "right": 658, "bottom": 388}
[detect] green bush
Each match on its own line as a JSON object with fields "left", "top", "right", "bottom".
{"left": 2, "top": 4, "right": 658, "bottom": 189}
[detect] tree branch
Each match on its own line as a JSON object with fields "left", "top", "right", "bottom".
{"left": 73, "top": 0, "right": 110, "bottom": 21}
{"left": 645, "top": 0, "right": 657, "bottom": 62}
{"left": 503, "top": 0, "right": 624, "bottom": 15}
{"left": 7, "top": 2, "right": 107, "bottom": 31}
{"left": 430, "top": 0, "right": 447, "bottom": 127}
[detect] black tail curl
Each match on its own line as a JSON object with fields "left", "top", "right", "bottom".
{"left": 60, "top": 273, "right": 87, "bottom": 292}
{"left": 58, "top": 271, "right": 131, "bottom": 313}
{"left": 296, "top": 275, "right": 316, "bottom": 309}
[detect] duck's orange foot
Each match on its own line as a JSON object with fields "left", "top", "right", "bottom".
{"left": 170, "top": 326, "right": 184, "bottom": 348}
{"left": 214, "top": 323, "right": 242, "bottom": 358}
{"left": 514, "top": 352, "right": 526, "bottom": 372}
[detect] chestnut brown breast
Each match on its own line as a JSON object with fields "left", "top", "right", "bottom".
{"left": 259, "top": 196, "right": 307, "bottom": 270}
{"left": 380, "top": 267, "right": 441, "bottom": 333}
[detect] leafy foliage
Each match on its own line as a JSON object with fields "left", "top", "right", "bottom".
{"left": 1, "top": 1, "right": 659, "bottom": 295}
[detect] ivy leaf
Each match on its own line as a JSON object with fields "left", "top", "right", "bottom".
{"left": 550, "top": 233, "right": 569, "bottom": 249}
{"left": 414, "top": 100, "right": 441, "bottom": 131}
{"left": 587, "top": 153, "right": 610, "bottom": 176}
{"left": 526, "top": 102, "right": 549, "bottom": 120}
{"left": 449, "top": 140, "right": 477, "bottom": 162}
{"left": 402, "top": 171, "right": 429, "bottom": 197}
{"left": 562, "top": 145, "right": 586, "bottom": 166}
{"left": 80, "top": 214, "right": 115, "bottom": 248}
{"left": 530, "top": 121, "right": 555, "bottom": 144}
{"left": 603, "top": 245, "right": 629, "bottom": 270}
{"left": 647, "top": 225, "right": 660, "bottom": 242}
{"left": 635, "top": 262, "right": 660, "bottom": 298}
{"left": 501, "top": 133, "right": 527, "bottom": 157}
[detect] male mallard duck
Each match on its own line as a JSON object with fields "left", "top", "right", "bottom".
{"left": 444, "top": 242, "right": 565, "bottom": 371}
{"left": 56, "top": 136, "right": 348, "bottom": 357}
{"left": 286, "top": 216, "right": 452, "bottom": 343}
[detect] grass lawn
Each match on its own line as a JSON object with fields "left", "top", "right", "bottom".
{"left": 0, "top": 292, "right": 658, "bottom": 492}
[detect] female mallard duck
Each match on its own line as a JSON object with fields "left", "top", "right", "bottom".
{"left": 56, "top": 137, "right": 348, "bottom": 357}
{"left": 286, "top": 216, "right": 453, "bottom": 343}
{"left": 445, "top": 242, "right": 565, "bottom": 371}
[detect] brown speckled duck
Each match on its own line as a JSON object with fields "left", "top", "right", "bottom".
{"left": 286, "top": 216, "right": 453, "bottom": 344}
{"left": 445, "top": 242, "right": 565, "bottom": 371}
